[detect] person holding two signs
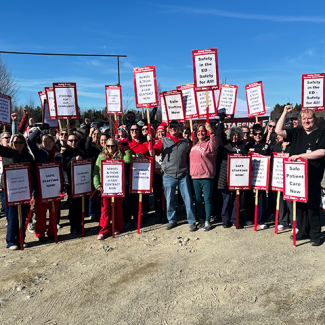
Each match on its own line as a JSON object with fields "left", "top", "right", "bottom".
{"left": 93, "top": 139, "right": 132, "bottom": 239}
{"left": 276, "top": 106, "right": 325, "bottom": 246}
{"left": 0, "top": 134, "right": 35, "bottom": 250}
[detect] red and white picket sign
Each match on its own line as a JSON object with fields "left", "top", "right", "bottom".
{"left": 301, "top": 73, "right": 325, "bottom": 111}
{"left": 45, "top": 86, "right": 58, "bottom": 120}
{"left": 133, "top": 66, "right": 158, "bottom": 108}
{"left": 36, "top": 162, "right": 62, "bottom": 203}
{"left": 53, "top": 83, "right": 79, "bottom": 119}
{"left": 227, "top": 154, "right": 252, "bottom": 190}
{"left": 192, "top": 48, "right": 219, "bottom": 91}
{"left": 160, "top": 92, "right": 169, "bottom": 124}
{"left": 176, "top": 84, "right": 199, "bottom": 119}
{"left": 105, "top": 85, "right": 123, "bottom": 115}
{"left": 129, "top": 157, "right": 153, "bottom": 194}
{"left": 71, "top": 159, "right": 93, "bottom": 199}
{"left": 283, "top": 158, "right": 308, "bottom": 203}
{"left": 249, "top": 152, "right": 271, "bottom": 190}
{"left": 3, "top": 163, "right": 32, "bottom": 206}
{"left": 163, "top": 90, "right": 186, "bottom": 123}
{"left": 245, "top": 81, "right": 266, "bottom": 118}
{"left": 101, "top": 159, "right": 125, "bottom": 197}
{"left": 38, "top": 90, "right": 47, "bottom": 109}
{"left": 216, "top": 84, "right": 239, "bottom": 117}
{"left": 0, "top": 93, "right": 12, "bottom": 127}
{"left": 43, "top": 100, "right": 59, "bottom": 129}
{"left": 320, "top": 188, "right": 325, "bottom": 211}
{"left": 195, "top": 88, "right": 217, "bottom": 118}
{"left": 271, "top": 153, "right": 289, "bottom": 191}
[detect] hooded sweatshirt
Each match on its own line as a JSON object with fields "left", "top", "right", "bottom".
{"left": 189, "top": 133, "right": 218, "bottom": 179}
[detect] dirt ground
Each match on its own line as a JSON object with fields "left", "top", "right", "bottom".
{"left": 1, "top": 202, "right": 325, "bottom": 325}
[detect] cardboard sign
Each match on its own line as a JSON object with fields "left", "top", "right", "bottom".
{"left": 38, "top": 90, "right": 47, "bottom": 109}
{"left": 320, "top": 188, "right": 325, "bottom": 211}
{"left": 43, "top": 100, "right": 59, "bottom": 129}
{"left": 3, "top": 163, "right": 32, "bottom": 206}
{"left": 105, "top": 85, "right": 123, "bottom": 115}
{"left": 53, "top": 83, "right": 79, "bottom": 119}
{"left": 227, "top": 154, "right": 252, "bottom": 190}
{"left": 45, "top": 86, "right": 58, "bottom": 120}
{"left": 36, "top": 162, "right": 62, "bottom": 203}
{"left": 71, "top": 159, "right": 93, "bottom": 198}
{"left": 216, "top": 84, "right": 239, "bottom": 117}
{"left": 177, "top": 84, "right": 199, "bottom": 119}
{"left": 301, "top": 73, "right": 325, "bottom": 111}
{"left": 163, "top": 90, "right": 186, "bottom": 123}
{"left": 0, "top": 93, "right": 11, "bottom": 127}
{"left": 195, "top": 88, "right": 217, "bottom": 118}
{"left": 249, "top": 153, "right": 270, "bottom": 190}
{"left": 160, "top": 92, "right": 169, "bottom": 124}
{"left": 271, "top": 152, "right": 289, "bottom": 191}
{"left": 245, "top": 81, "right": 266, "bottom": 117}
{"left": 101, "top": 159, "right": 125, "bottom": 197}
{"left": 283, "top": 158, "right": 308, "bottom": 202}
{"left": 133, "top": 66, "right": 158, "bottom": 108}
{"left": 129, "top": 157, "right": 153, "bottom": 194}
{"left": 192, "top": 48, "right": 219, "bottom": 91}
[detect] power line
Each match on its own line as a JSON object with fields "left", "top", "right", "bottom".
{"left": 0, "top": 51, "right": 127, "bottom": 58}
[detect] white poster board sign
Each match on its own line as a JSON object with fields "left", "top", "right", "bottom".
{"left": 195, "top": 89, "right": 216, "bottom": 118}
{"left": 105, "top": 85, "right": 123, "bottom": 115}
{"left": 216, "top": 84, "right": 238, "bottom": 117}
{"left": 130, "top": 159, "right": 153, "bottom": 194}
{"left": 302, "top": 73, "right": 325, "bottom": 111}
{"left": 0, "top": 93, "right": 11, "bottom": 126}
{"left": 101, "top": 160, "right": 124, "bottom": 197}
{"left": 245, "top": 81, "right": 266, "bottom": 117}
{"left": 53, "top": 83, "right": 78, "bottom": 119}
{"left": 228, "top": 154, "right": 251, "bottom": 190}
{"left": 43, "top": 101, "right": 59, "bottom": 128}
{"left": 45, "top": 87, "right": 57, "bottom": 120}
{"left": 163, "top": 90, "right": 185, "bottom": 123}
{"left": 250, "top": 154, "right": 270, "bottom": 190}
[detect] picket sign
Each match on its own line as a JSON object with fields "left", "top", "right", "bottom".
{"left": 283, "top": 158, "right": 308, "bottom": 247}
{"left": 43, "top": 100, "right": 59, "bottom": 129}
{"left": 105, "top": 85, "right": 123, "bottom": 136}
{"left": 176, "top": 84, "right": 199, "bottom": 119}
{"left": 227, "top": 154, "right": 252, "bottom": 229}
{"left": 216, "top": 84, "right": 239, "bottom": 117}
{"left": 0, "top": 93, "right": 12, "bottom": 127}
{"left": 3, "top": 163, "right": 32, "bottom": 251}
{"left": 163, "top": 90, "right": 186, "bottom": 123}
{"left": 195, "top": 88, "right": 217, "bottom": 121}
{"left": 160, "top": 92, "right": 169, "bottom": 124}
{"left": 53, "top": 83, "right": 79, "bottom": 120}
{"left": 320, "top": 188, "right": 325, "bottom": 211}
{"left": 129, "top": 157, "right": 153, "bottom": 234}
{"left": 245, "top": 81, "right": 266, "bottom": 119}
{"left": 301, "top": 73, "right": 325, "bottom": 111}
{"left": 271, "top": 152, "right": 289, "bottom": 234}
{"left": 154, "top": 139, "right": 163, "bottom": 173}
{"left": 38, "top": 90, "right": 47, "bottom": 110}
{"left": 45, "top": 86, "right": 58, "bottom": 120}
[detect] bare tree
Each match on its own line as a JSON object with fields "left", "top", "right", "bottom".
{"left": 0, "top": 55, "right": 19, "bottom": 104}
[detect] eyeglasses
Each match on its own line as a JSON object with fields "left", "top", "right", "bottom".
{"left": 268, "top": 125, "right": 276, "bottom": 129}
{"left": 253, "top": 133, "right": 262, "bottom": 136}
{"left": 13, "top": 141, "right": 24, "bottom": 145}
{"left": 130, "top": 129, "right": 138, "bottom": 132}
{"left": 107, "top": 145, "right": 115, "bottom": 148}
{"left": 68, "top": 139, "right": 78, "bottom": 142}
{"left": 118, "top": 128, "right": 125, "bottom": 131}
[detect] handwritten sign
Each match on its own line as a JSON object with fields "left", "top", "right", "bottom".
{"left": 216, "top": 84, "right": 239, "bottom": 117}
{"left": 271, "top": 153, "right": 289, "bottom": 191}
{"left": 101, "top": 159, "right": 125, "bottom": 197}
{"left": 3, "top": 163, "right": 32, "bottom": 206}
{"left": 45, "top": 86, "right": 58, "bottom": 120}
{"left": 195, "top": 88, "right": 217, "bottom": 118}
{"left": 163, "top": 90, "right": 186, "bottom": 123}
{"left": 0, "top": 93, "right": 11, "bottom": 127}
{"left": 301, "top": 73, "right": 325, "bottom": 111}
{"left": 177, "top": 84, "right": 199, "bottom": 119}
{"left": 227, "top": 154, "right": 251, "bottom": 190}
{"left": 133, "top": 66, "right": 158, "bottom": 108}
{"left": 160, "top": 92, "right": 169, "bottom": 124}
{"left": 192, "top": 48, "right": 219, "bottom": 91}
{"left": 71, "top": 159, "right": 93, "bottom": 198}
{"left": 43, "top": 100, "right": 59, "bottom": 129}
{"left": 283, "top": 158, "right": 308, "bottom": 202}
{"left": 105, "top": 85, "right": 123, "bottom": 115}
{"left": 37, "top": 162, "right": 62, "bottom": 203}
{"left": 245, "top": 81, "right": 266, "bottom": 117}
{"left": 53, "top": 83, "right": 79, "bottom": 119}
{"left": 249, "top": 153, "right": 270, "bottom": 190}
{"left": 130, "top": 158, "right": 153, "bottom": 194}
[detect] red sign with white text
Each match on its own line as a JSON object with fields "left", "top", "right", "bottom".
{"left": 105, "top": 85, "right": 123, "bottom": 115}
{"left": 301, "top": 73, "right": 325, "bottom": 111}
{"left": 227, "top": 154, "right": 252, "bottom": 190}
{"left": 245, "top": 81, "right": 266, "bottom": 117}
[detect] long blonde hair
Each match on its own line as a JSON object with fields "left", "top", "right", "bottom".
{"left": 102, "top": 138, "right": 124, "bottom": 159}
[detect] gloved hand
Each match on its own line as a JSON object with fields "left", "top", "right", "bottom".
{"left": 39, "top": 123, "right": 49, "bottom": 131}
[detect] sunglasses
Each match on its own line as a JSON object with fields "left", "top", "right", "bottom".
{"left": 2, "top": 136, "right": 10, "bottom": 139}
{"left": 130, "top": 129, "right": 138, "bottom": 132}
{"left": 107, "top": 145, "right": 115, "bottom": 148}
{"left": 60, "top": 133, "right": 67, "bottom": 136}
{"left": 268, "top": 125, "right": 276, "bottom": 128}
{"left": 118, "top": 128, "right": 125, "bottom": 131}
{"left": 13, "top": 141, "right": 24, "bottom": 145}
{"left": 142, "top": 128, "right": 148, "bottom": 131}
{"left": 243, "top": 132, "right": 250, "bottom": 135}
{"left": 68, "top": 139, "right": 78, "bottom": 142}
{"left": 253, "top": 133, "right": 262, "bottom": 136}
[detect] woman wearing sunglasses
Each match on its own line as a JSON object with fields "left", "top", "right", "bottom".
{"left": 116, "top": 126, "right": 128, "bottom": 141}
{"left": 0, "top": 134, "right": 35, "bottom": 250}
{"left": 93, "top": 138, "right": 132, "bottom": 239}
{"left": 264, "top": 120, "right": 277, "bottom": 145}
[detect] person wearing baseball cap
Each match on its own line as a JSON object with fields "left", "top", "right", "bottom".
{"left": 154, "top": 120, "right": 197, "bottom": 231}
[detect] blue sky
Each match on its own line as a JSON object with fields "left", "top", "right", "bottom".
{"left": 1, "top": 0, "right": 325, "bottom": 113}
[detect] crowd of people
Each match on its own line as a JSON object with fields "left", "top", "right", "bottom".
{"left": 1, "top": 105, "right": 325, "bottom": 250}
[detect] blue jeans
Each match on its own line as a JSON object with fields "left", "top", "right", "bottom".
{"left": 193, "top": 179, "right": 214, "bottom": 221}
{"left": 221, "top": 189, "right": 237, "bottom": 224}
{"left": 6, "top": 204, "right": 29, "bottom": 248}
{"left": 163, "top": 173, "right": 196, "bottom": 225}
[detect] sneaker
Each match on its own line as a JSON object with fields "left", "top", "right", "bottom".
{"left": 203, "top": 221, "right": 211, "bottom": 231}
{"left": 114, "top": 230, "right": 120, "bottom": 235}
{"left": 189, "top": 224, "right": 197, "bottom": 232}
{"left": 259, "top": 224, "right": 268, "bottom": 230}
{"left": 57, "top": 224, "right": 61, "bottom": 230}
{"left": 245, "top": 221, "right": 253, "bottom": 226}
{"left": 222, "top": 222, "right": 232, "bottom": 228}
{"left": 291, "top": 228, "right": 299, "bottom": 234}
{"left": 210, "top": 216, "right": 217, "bottom": 223}
{"left": 197, "top": 219, "right": 205, "bottom": 229}
{"left": 27, "top": 222, "right": 36, "bottom": 233}
{"left": 310, "top": 240, "right": 321, "bottom": 246}
{"left": 9, "top": 245, "right": 19, "bottom": 250}
{"left": 97, "top": 234, "right": 105, "bottom": 240}
{"left": 123, "top": 222, "right": 130, "bottom": 229}
{"left": 278, "top": 225, "right": 285, "bottom": 231}
{"left": 23, "top": 243, "right": 28, "bottom": 248}
{"left": 165, "top": 222, "right": 177, "bottom": 230}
